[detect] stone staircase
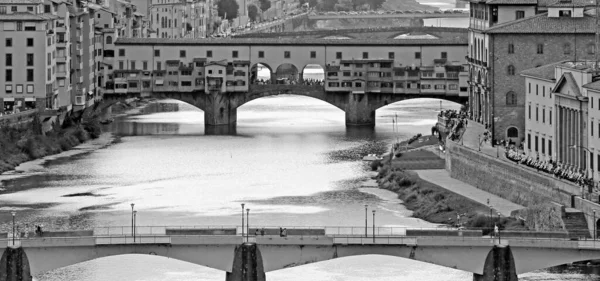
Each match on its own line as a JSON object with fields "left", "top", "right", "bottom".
{"left": 562, "top": 209, "right": 591, "bottom": 239}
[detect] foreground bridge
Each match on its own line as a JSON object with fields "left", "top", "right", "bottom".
{"left": 307, "top": 12, "right": 469, "bottom": 20}
{"left": 2, "top": 226, "right": 600, "bottom": 281}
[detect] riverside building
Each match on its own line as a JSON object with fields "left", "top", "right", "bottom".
{"left": 467, "top": 0, "right": 595, "bottom": 145}
{"left": 522, "top": 61, "right": 600, "bottom": 181}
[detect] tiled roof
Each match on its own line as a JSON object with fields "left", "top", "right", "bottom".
{"left": 555, "top": 72, "right": 582, "bottom": 96}
{"left": 486, "top": 13, "right": 597, "bottom": 33}
{"left": 115, "top": 36, "right": 468, "bottom": 46}
{"left": 520, "top": 61, "right": 565, "bottom": 80}
{"left": 0, "top": 0, "right": 42, "bottom": 4}
{"left": 547, "top": 0, "right": 593, "bottom": 7}
{"left": 0, "top": 12, "right": 58, "bottom": 21}
{"left": 583, "top": 80, "right": 600, "bottom": 91}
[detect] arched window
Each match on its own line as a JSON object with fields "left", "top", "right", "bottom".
{"left": 536, "top": 43, "right": 544, "bottom": 54}
{"left": 508, "top": 43, "right": 514, "bottom": 54}
{"left": 156, "top": 13, "right": 159, "bottom": 22}
{"left": 588, "top": 43, "right": 596, "bottom": 55}
{"left": 106, "top": 36, "right": 112, "bottom": 44}
{"left": 507, "top": 127, "right": 519, "bottom": 138}
{"left": 564, "top": 43, "right": 571, "bottom": 55}
{"left": 506, "top": 91, "right": 517, "bottom": 105}
{"left": 507, "top": 65, "right": 515, "bottom": 75}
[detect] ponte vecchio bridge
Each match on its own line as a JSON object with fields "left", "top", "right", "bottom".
{"left": 1, "top": 226, "right": 599, "bottom": 281}
{"left": 104, "top": 28, "right": 468, "bottom": 129}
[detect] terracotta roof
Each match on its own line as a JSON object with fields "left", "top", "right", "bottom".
{"left": 547, "top": 0, "right": 593, "bottom": 7}
{"left": 520, "top": 61, "right": 565, "bottom": 80}
{"left": 0, "top": 12, "right": 58, "bottom": 20}
{"left": 115, "top": 36, "right": 468, "bottom": 46}
{"left": 0, "top": 0, "right": 42, "bottom": 4}
{"left": 486, "top": 13, "right": 597, "bottom": 33}
{"left": 340, "top": 59, "right": 394, "bottom": 63}
{"left": 583, "top": 80, "right": 600, "bottom": 91}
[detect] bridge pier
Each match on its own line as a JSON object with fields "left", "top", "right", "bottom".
{"left": 226, "top": 243, "right": 265, "bottom": 281}
{"left": 204, "top": 91, "right": 237, "bottom": 127}
{"left": 0, "top": 247, "right": 32, "bottom": 281}
{"left": 473, "top": 245, "right": 518, "bottom": 281}
{"left": 345, "top": 93, "right": 375, "bottom": 127}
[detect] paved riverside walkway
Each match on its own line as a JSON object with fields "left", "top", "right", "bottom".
{"left": 412, "top": 169, "right": 524, "bottom": 216}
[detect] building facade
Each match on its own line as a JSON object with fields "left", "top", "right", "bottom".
{"left": 467, "top": 0, "right": 595, "bottom": 144}
{"left": 104, "top": 38, "right": 468, "bottom": 99}
{"left": 150, "top": 0, "right": 211, "bottom": 39}
{"left": 0, "top": 0, "right": 63, "bottom": 113}
{"left": 522, "top": 61, "right": 600, "bottom": 183}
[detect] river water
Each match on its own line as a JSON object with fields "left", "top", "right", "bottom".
{"left": 0, "top": 96, "right": 598, "bottom": 280}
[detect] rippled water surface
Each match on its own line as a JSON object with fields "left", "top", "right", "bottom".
{"left": 0, "top": 96, "right": 596, "bottom": 280}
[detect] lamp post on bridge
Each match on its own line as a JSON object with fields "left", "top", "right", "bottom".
{"left": 372, "top": 210, "right": 376, "bottom": 243}
{"left": 364, "top": 204, "right": 368, "bottom": 238}
{"left": 246, "top": 208, "right": 250, "bottom": 242}
{"left": 133, "top": 210, "right": 137, "bottom": 243}
{"left": 241, "top": 203, "right": 245, "bottom": 242}
{"left": 594, "top": 209, "right": 597, "bottom": 240}
{"left": 487, "top": 198, "right": 492, "bottom": 236}
{"left": 130, "top": 203, "right": 135, "bottom": 238}
{"left": 478, "top": 134, "right": 481, "bottom": 151}
{"left": 497, "top": 212, "right": 501, "bottom": 244}
{"left": 11, "top": 211, "right": 16, "bottom": 246}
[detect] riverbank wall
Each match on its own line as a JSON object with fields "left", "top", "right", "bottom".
{"left": 445, "top": 140, "right": 576, "bottom": 207}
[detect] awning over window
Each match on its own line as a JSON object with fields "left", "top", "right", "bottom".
{"left": 25, "top": 98, "right": 36, "bottom": 102}
{"left": 155, "top": 79, "right": 164, "bottom": 85}
{"left": 4, "top": 98, "right": 15, "bottom": 102}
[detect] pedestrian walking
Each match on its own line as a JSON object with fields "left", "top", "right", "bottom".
{"left": 494, "top": 224, "right": 499, "bottom": 238}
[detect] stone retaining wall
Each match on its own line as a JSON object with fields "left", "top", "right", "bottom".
{"left": 446, "top": 141, "right": 579, "bottom": 207}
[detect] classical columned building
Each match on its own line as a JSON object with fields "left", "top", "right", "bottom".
{"left": 522, "top": 61, "right": 600, "bottom": 180}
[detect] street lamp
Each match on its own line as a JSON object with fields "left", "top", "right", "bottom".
{"left": 241, "top": 203, "right": 245, "bottom": 242}
{"left": 497, "top": 212, "right": 501, "bottom": 244}
{"left": 133, "top": 210, "right": 137, "bottom": 243}
{"left": 130, "top": 203, "right": 135, "bottom": 237}
{"left": 487, "top": 198, "right": 492, "bottom": 236}
{"left": 364, "top": 204, "right": 368, "bottom": 238}
{"left": 246, "top": 208, "right": 250, "bottom": 242}
{"left": 372, "top": 210, "right": 376, "bottom": 243}
{"left": 478, "top": 134, "right": 481, "bottom": 151}
{"left": 570, "top": 145, "right": 593, "bottom": 194}
{"left": 11, "top": 211, "right": 15, "bottom": 246}
{"left": 594, "top": 209, "right": 597, "bottom": 240}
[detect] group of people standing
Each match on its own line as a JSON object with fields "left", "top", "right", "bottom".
{"left": 252, "top": 227, "right": 289, "bottom": 237}
{"left": 505, "top": 148, "right": 595, "bottom": 189}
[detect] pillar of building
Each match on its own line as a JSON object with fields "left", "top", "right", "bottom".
{"left": 472, "top": 245, "right": 518, "bottom": 281}
{"left": 225, "top": 243, "right": 265, "bottom": 281}
{"left": 558, "top": 106, "right": 563, "bottom": 163}
{"left": 345, "top": 93, "right": 375, "bottom": 127}
{"left": 204, "top": 91, "right": 237, "bottom": 127}
{"left": 567, "top": 109, "right": 572, "bottom": 166}
{"left": 0, "top": 247, "right": 32, "bottom": 281}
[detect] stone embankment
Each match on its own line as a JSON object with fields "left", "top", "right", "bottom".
{"left": 0, "top": 99, "right": 143, "bottom": 175}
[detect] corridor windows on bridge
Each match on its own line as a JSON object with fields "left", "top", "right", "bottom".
{"left": 180, "top": 50, "right": 186, "bottom": 58}
{"left": 258, "top": 51, "right": 264, "bottom": 58}
{"left": 207, "top": 50, "right": 212, "bottom": 58}
{"left": 154, "top": 49, "right": 160, "bottom": 57}
{"left": 388, "top": 52, "right": 395, "bottom": 59}
{"left": 336, "top": 52, "right": 342, "bottom": 59}
{"left": 310, "top": 51, "right": 316, "bottom": 58}
{"left": 232, "top": 50, "right": 238, "bottom": 58}
{"left": 415, "top": 52, "right": 421, "bottom": 59}
{"left": 284, "top": 51, "right": 291, "bottom": 59}
{"left": 362, "top": 52, "right": 368, "bottom": 59}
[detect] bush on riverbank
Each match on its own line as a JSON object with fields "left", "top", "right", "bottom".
{"left": 0, "top": 109, "right": 103, "bottom": 174}
{"left": 377, "top": 166, "right": 527, "bottom": 231}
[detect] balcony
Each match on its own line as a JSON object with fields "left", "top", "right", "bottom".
{"left": 57, "top": 71, "right": 67, "bottom": 78}
{"left": 56, "top": 40, "right": 68, "bottom": 48}
{"left": 56, "top": 26, "right": 67, "bottom": 33}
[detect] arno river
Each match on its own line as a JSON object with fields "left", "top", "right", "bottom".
{"left": 0, "top": 96, "right": 598, "bottom": 280}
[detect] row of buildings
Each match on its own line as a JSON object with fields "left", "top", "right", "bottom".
{"left": 102, "top": 37, "right": 469, "bottom": 98}
{"left": 0, "top": 0, "right": 151, "bottom": 115}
